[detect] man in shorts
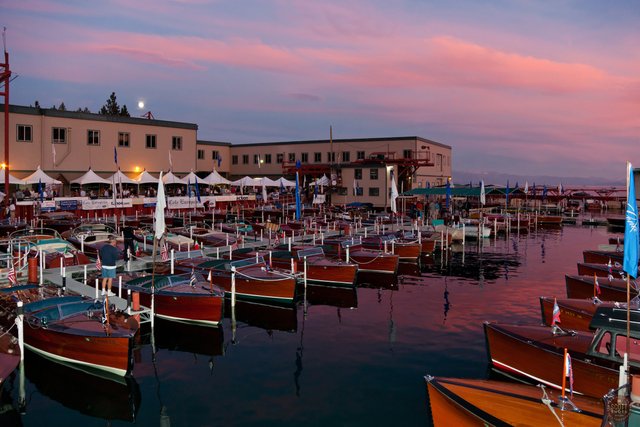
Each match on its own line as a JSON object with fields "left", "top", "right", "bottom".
{"left": 99, "top": 236, "right": 119, "bottom": 296}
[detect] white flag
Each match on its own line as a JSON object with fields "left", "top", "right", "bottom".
{"left": 169, "top": 152, "right": 173, "bottom": 170}
{"left": 480, "top": 180, "right": 486, "bottom": 206}
{"left": 390, "top": 170, "right": 399, "bottom": 213}
{"left": 524, "top": 181, "right": 529, "bottom": 194}
{"left": 155, "top": 171, "right": 167, "bottom": 240}
{"left": 52, "top": 143, "right": 57, "bottom": 165}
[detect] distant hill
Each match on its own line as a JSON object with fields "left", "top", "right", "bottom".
{"left": 453, "top": 170, "right": 624, "bottom": 187}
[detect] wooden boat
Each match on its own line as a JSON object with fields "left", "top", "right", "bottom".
{"left": 322, "top": 238, "right": 399, "bottom": 274}
{"left": 62, "top": 225, "right": 133, "bottom": 261}
{"left": 606, "top": 216, "right": 626, "bottom": 228}
{"left": 176, "top": 257, "right": 297, "bottom": 304}
{"left": 36, "top": 212, "right": 82, "bottom": 233}
{"left": 10, "top": 228, "right": 92, "bottom": 268}
{"left": 171, "top": 226, "right": 238, "bottom": 247}
{"left": 361, "top": 234, "right": 421, "bottom": 262}
{"left": 577, "top": 262, "right": 626, "bottom": 279}
{"left": 426, "top": 376, "right": 604, "bottom": 426}
{"left": 123, "top": 273, "right": 224, "bottom": 326}
{"left": 565, "top": 274, "right": 638, "bottom": 302}
{"left": 538, "top": 296, "right": 628, "bottom": 332}
{"left": 0, "top": 219, "right": 28, "bottom": 237}
{"left": 0, "top": 327, "right": 19, "bottom": 385}
{"left": 233, "top": 246, "right": 357, "bottom": 286}
{"left": 583, "top": 249, "right": 624, "bottom": 265}
{"left": 536, "top": 215, "right": 563, "bottom": 225}
{"left": 0, "top": 285, "right": 138, "bottom": 376}
{"left": 133, "top": 229, "right": 195, "bottom": 253}
{"left": 483, "top": 306, "right": 640, "bottom": 399}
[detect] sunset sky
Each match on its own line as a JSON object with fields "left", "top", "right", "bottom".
{"left": 2, "top": 1, "right": 638, "bottom": 180}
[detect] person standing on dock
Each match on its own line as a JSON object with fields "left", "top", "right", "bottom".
{"left": 122, "top": 225, "right": 136, "bottom": 262}
{"left": 99, "top": 236, "right": 119, "bottom": 297}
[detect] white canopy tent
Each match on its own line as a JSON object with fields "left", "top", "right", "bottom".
{"left": 162, "top": 171, "right": 187, "bottom": 185}
{"left": 22, "top": 166, "right": 62, "bottom": 185}
{"left": 230, "top": 176, "right": 257, "bottom": 187}
{"left": 107, "top": 169, "right": 138, "bottom": 185}
{"left": 70, "top": 168, "right": 111, "bottom": 186}
{"left": 254, "top": 177, "right": 279, "bottom": 187}
{"left": 133, "top": 170, "right": 159, "bottom": 184}
{"left": 202, "top": 170, "right": 231, "bottom": 185}
{"left": 308, "top": 175, "right": 329, "bottom": 187}
{"left": 182, "top": 171, "right": 202, "bottom": 184}
{"left": 275, "top": 177, "right": 296, "bottom": 187}
{"left": 0, "top": 169, "right": 26, "bottom": 185}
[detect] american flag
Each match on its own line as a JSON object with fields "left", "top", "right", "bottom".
{"left": 207, "top": 269, "right": 212, "bottom": 282}
{"left": 274, "top": 233, "right": 280, "bottom": 245}
{"left": 552, "top": 298, "right": 561, "bottom": 325}
{"left": 161, "top": 243, "right": 169, "bottom": 262}
{"left": 96, "top": 255, "right": 102, "bottom": 271}
{"left": 565, "top": 352, "right": 574, "bottom": 397}
{"left": 7, "top": 265, "right": 17, "bottom": 285}
{"left": 594, "top": 274, "right": 601, "bottom": 296}
{"left": 231, "top": 242, "right": 239, "bottom": 251}
{"left": 189, "top": 269, "right": 197, "bottom": 287}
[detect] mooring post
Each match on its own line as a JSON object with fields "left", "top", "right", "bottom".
{"left": 95, "top": 278, "right": 99, "bottom": 299}
{"left": 304, "top": 256, "right": 308, "bottom": 289}
{"left": 118, "top": 276, "right": 122, "bottom": 299}
{"left": 231, "top": 266, "right": 237, "bottom": 307}
{"left": 170, "top": 249, "right": 175, "bottom": 274}
{"left": 16, "top": 301, "right": 24, "bottom": 361}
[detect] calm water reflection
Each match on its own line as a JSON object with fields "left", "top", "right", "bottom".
{"left": 0, "top": 222, "right": 622, "bottom": 426}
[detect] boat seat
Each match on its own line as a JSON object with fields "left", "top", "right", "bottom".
{"left": 233, "top": 247, "right": 254, "bottom": 255}
{"left": 24, "top": 296, "right": 84, "bottom": 314}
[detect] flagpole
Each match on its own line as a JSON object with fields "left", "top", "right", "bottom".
{"left": 627, "top": 161, "right": 631, "bottom": 359}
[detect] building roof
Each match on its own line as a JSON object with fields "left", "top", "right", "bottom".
{"left": 196, "top": 139, "right": 232, "bottom": 147}
{"left": 3, "top": 104, "right": 198, "bottom": 130}
{"left": 231, "top": 136, "right": 451, "bottom": 150}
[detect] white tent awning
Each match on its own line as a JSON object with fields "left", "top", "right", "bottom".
{"left": 70, "top": 169, "right": 111, "bottom": 185}
{"left": 22, "top": 166, "right": 62, "bottom": 185}
{"left": 162, "top": 171, "right": 187, "bottom": 185}
{"left": 133, "top": 170, "right": 159, "bottom": 184}
{"left": 107, "top": 169, "right": 138, "bottom": 185}
{"left": 0, "top": 169, "right": 26, "bottom": 185}
{"left": 202, "top": 170, "right": 231, "bottom": 185}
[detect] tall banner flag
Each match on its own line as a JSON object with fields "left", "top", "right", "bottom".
{"left": 390, "top": 169, "right": 398, "bottom": 214}
{"left": 217, "top": 155, "right": 222, "bottom": 169}
{"left": 505, "top": 180, "right": 510, "bottom": 207}
{"left": 445, "top": 179, "right": 451, "bottom": 209}
{"left": 195, "top": 176, "right": 201, "bottom": 203}
{"left": 114, "top": 147, "right": 118, "bottom": 166}
{"left": 295, "top": 161, "right": 301, "bottom": 220}
{"left": 52, "top": 143, "right": 56, "bottom": 165}
{"left": 623, "top": 162, "right": 639, "bottom": 279}
{"left": 169, "top": 152, "right": 173, "bottom": 170}
{"left": 38, "top": 178, "right": 43, "bottom": 202}
{"left": 262, "top": 184, "right": 268, "bottom": 204}
{"left": 524, "top": 181, "right": 529, "bottom": 194}
{"left": 480, "top": 180, "right": 486, "bottom": 206}
{"left": 155, "top": 171, "right": 167, "bottom": 240}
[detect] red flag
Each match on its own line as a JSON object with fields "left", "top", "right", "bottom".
{"left": 552, "top": 298, "right": 561, "bottom": 325}
{"left": 193, "top": 240, "right": 200, "bottom": 250}
{"left": 594, "top": 274, "right": 601, "bottom": 296}
{"left": 161, "top": 243, "right": 169, "bottom": 262}
{"left": 7, "top": 265, "right": 17, "bottom": 285}
{"left": 96, "top": 254, "right": 102, "bottom": 271}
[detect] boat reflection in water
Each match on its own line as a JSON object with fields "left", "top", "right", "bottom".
{"left": 304, "top": 284, "right": 358, "bottom": 309}
{"left": 23, "top": 352, "right": 141, "bottom": 422}
{"left": 223, "top": 299, "right": 297, "bottom": 333}
{"left": 0, "top": 380, "right": 22, "bottom": 427}
{"left": 357, "top": 271, "right": 398, "bottom": 290}
{"left": 149, "top": 318, "right": 225, "bottom": 357}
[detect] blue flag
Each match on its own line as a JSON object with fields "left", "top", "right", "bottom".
{"left": 542, "top": 185, "right": 548, "bottom": 199}
{"left": 314, "top": 182, "right": 318, "bottom": 197}
{"left": 187, "top": 178, "right": 191, "bottom": 199}
{"left": 506, "top": 180, "right": 510, "bottom": 206}
{"left": 114, "top": 147, "right": 118, "bottom": 165}
{"left": 624, "top": 163, "right": 639, "bottom": 278}
{"left": 195, "top": 176, "right": 201, "bottom": 203}
{"left": 280, "top": 180, "right": 285, "bottom": 194}
{"left": 38, "top": 178, "right": 43, "bottom": 202}
{"left": 217, "top": 155, "right": 222, "bottom": 168}
{"left": 445, "top": 180, "right": 451, "bottom": 209}
{"left": 295, "top": 171, "right": 301, "bottom": 220}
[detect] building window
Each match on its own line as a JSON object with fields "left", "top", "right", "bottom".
{"left": 301, "top": 152, "right": 309, "bottom": 163}
{"left": 342, "top": 151, "right": 350, "bottom": 162}
{"left": 172, "top": 136, "right": 182, "bottom": 150}
{"left": 52, "top": 127, "right": 67, "bottom": 144}
{"left": 211, "top": 150, "right": 219, "bottom": 160}
{"left": 243, "top": 155, "right": 249, "bottom": 164}
{"left": 276, "top": 153, "right": 284, "bottom": 164}
{"left": 118, "top": 132, "right": 130, "bottom": 147}
{"left": 264, "top": 154, "right": 272, "bottom": 164}
{"left": 288, "top": 153, "right": 296, "bottom": 162}
{"left": 370, "top": 168, "right": 379, "bottom": 180}
{"left": 232, "top": 155, "right": 239, "bottom": 165}
{"left": 355, "top": 187, "right": 363, "bottom": 196}
{"left": 357, "top": 151, "right": 365, "bottom": 160}
{"left": 254, "top": 154, "right": 259, "bottom": 164}
{"left": 403, "top": 149, "right": 413, "bottom": 159}
{"left": 146, "top": 134, "right": 157, "bottom": 149}
{"left": 369, "top": 187, "right": 380, "bottom": 197}
{"left": 87, "top": 130, "right": 100, "bottom": 146}
{"left": 314, "top": 152, "right": 322, "bottom": 163}
{"left": 355, "top": 169, "right": 362, "bottom": 180}
{"left": 327, "top": 152, "right": 336, "bottom": 162}
{"left": 338, "top": 187, "right": 347, "bottom": 196}
{"left": 197, "top": 149, "right": 205, "bottom": 160}
{"left": 16, "top": 125, "right": 32, "bottom": 142}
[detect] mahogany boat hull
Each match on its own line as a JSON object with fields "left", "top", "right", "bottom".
{"left": 420, "top": 239, "right": 436, "bottom": 255}
{"left": 583, "top": 250, "right": 623, "bottom": 265}
{"left": 565, "top": 274, "right": 636, "bottom": 302}
{"left": 577, "top": 262, "right": 624, "bottom": 279}
{"left": 209, "top": 268, "right": 296, "bottom": 303}
{"left": 539, "top": 297, "right": 610, "bottom": 332}
{"left": 426, "top": 376, "right": 603, "bottom": 427}
{"left": 23, "top": 320, "right": 133, "bottom": 376}
{"left": 349, "top": 251, "right": 398, "bottom": 274}
{"left": 137, "top": 291, "right": 223, "bottom": 326}
{"left": 483, "top": 322, "right": 619, "bottom": 398}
